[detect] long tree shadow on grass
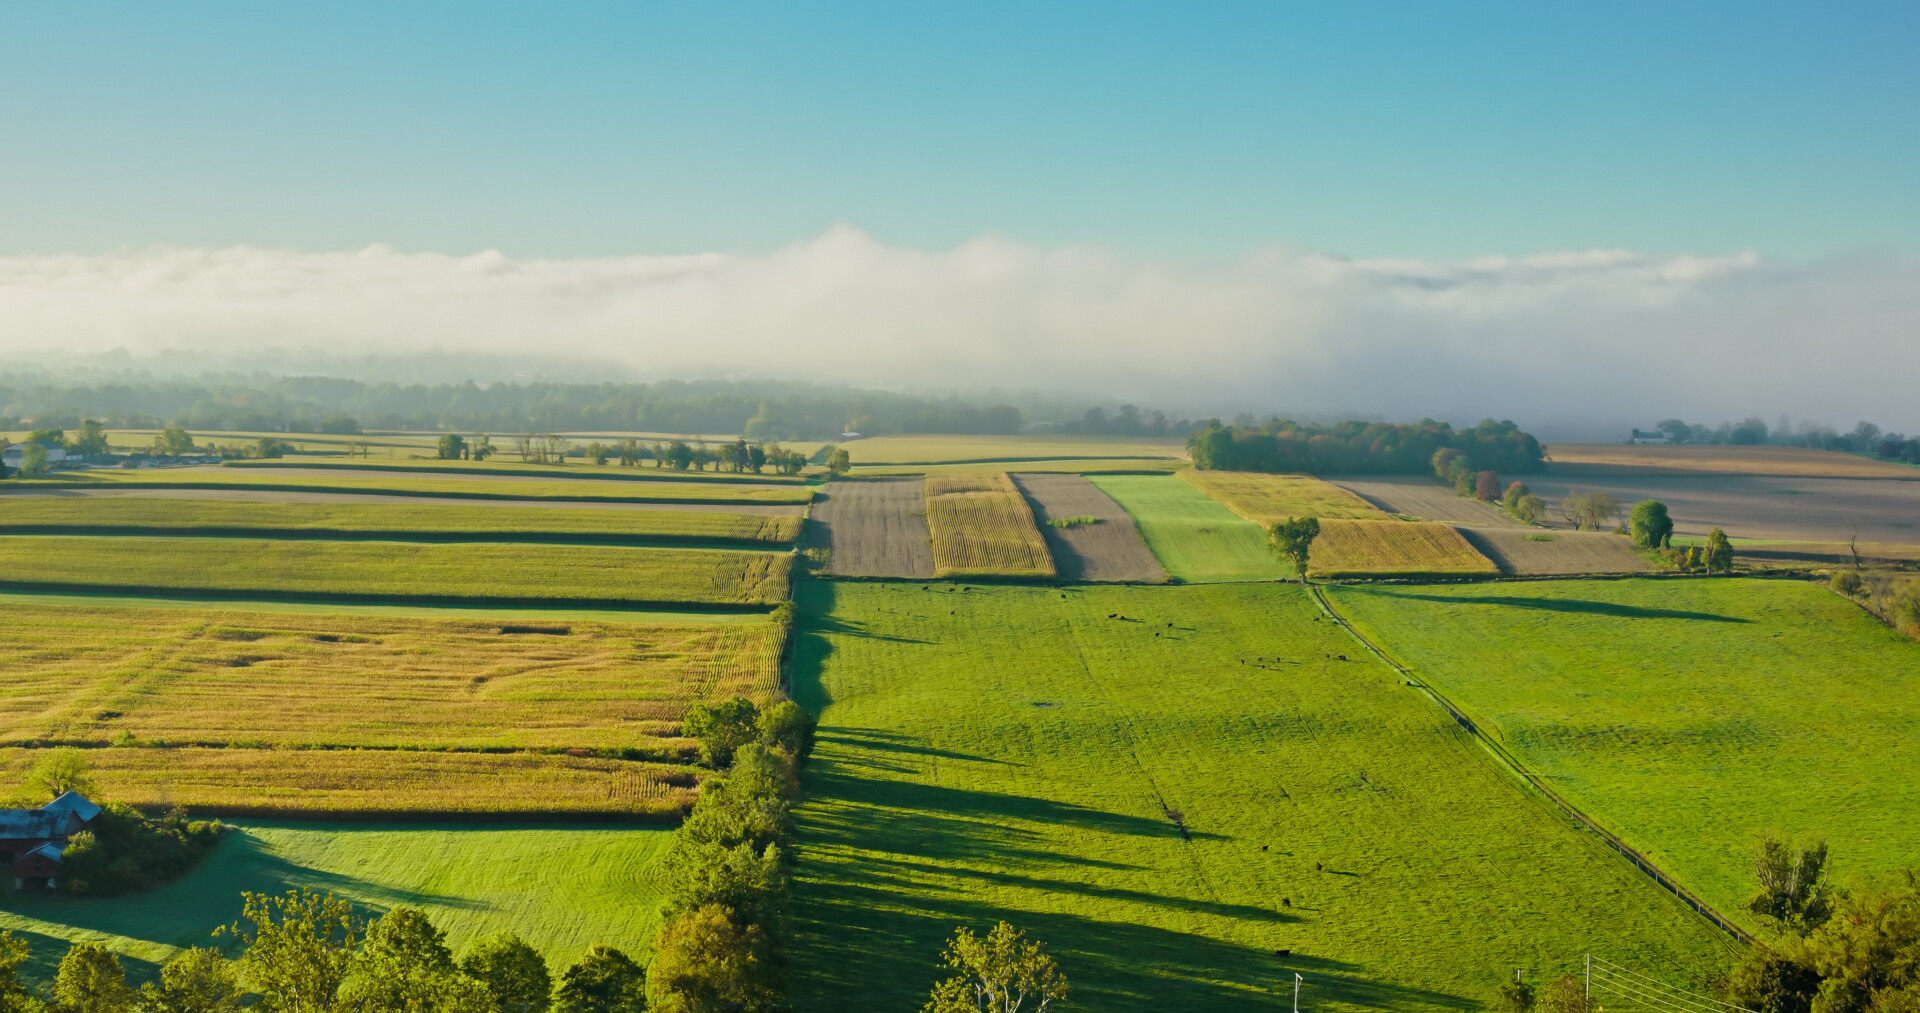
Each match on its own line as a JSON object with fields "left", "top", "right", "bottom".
{"left": 1346, "top": 587, "right": 1751, "bottom": 623}
{"left": 819, "top": 727, "right": 1014, "bottom": 765}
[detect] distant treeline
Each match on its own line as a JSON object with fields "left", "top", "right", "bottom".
{"left": 1188, "top": 418, "right": 1546, "bottom": 475}
{"left": 1658, "top": 417, "right": 1920, "bottom": 463}
{"left": 0, "top": 377, "right": 1029, "bottom": 439}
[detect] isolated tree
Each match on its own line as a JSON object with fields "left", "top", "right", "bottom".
{"left": 1269, "top": 516, "right": 1321, "bottom": 584}
{"left": 1475, "top": 470, "right": 1501, "bottom": 502}
{"left": 1561, "top": 492, "right": 1621, "bottom": 531}
{"left": 228, "top": 888, "right": 366, "bottom": 1013}
{"left": 27, "top": 747, "right": 95, "bottom": 800}
{"left": 54, "top": 942, "right": 132, "bottom": 1013}
{"left": 436, "top": 434, "right": 466, "bottom": 460}
{"left": 1630, "top": 500, "right": 1674, "bottom": 549}
{"left": 515, "top": 434, "right": 537, "bottom": 463}
{"left": 922, "top": 922, "right": 1067, "bottom": 1013}
{"left": 1705, "top": 528, "right": 1734, "bottom": 572}
{"left": 747, "top": 444, "right": 766, "bottom": 473}
{"left": 17, "top": 444, "right": 50, "bottom": 478}
{"left": 826, "top": 447, "right": 852, "bottom": 477}
{"left": 666, "top": 441, "right": 693, "bottom": 471}
{"left": 586, "top": 442, "right": 609, "bottom": 465}
{"left": 543, "top": 434, "right": 571, "bottom": 462}
{"left": 136, "top": 947, "right": 243, "bottom": 1013}
{"left": 468, "top": 434, "right": 495, "bottom": 461}
{"left": 683, "top": 697, "right": 761, "bottom": 768}
{"left": 460, "top": 933, "right": 551, "bottom": 1013}
{"left": 553, "top": 945, "right": 646, "bottom": 1013}
{"left": 1513, "top": 495, "right": 1546, "bottom": 525}
{"left": 1502, "top": 481, "right": 1531, "bottom": 512}
{"left": 71, "top": 420, "right": 110, "bottom": 458}
{"left": 1750, "top": 836, "right": 1836, "bottom": 933}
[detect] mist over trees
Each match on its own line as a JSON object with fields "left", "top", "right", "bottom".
{"left": 1189, "top": 418, "right": 1545, "bottom": 476}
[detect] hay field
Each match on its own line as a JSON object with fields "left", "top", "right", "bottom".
{"left": 1309, "top": 519, "right": 1498, "bottom": 577}
{"left": 1547, "top": 444, "right": 1918, "bottom": 479}
{"left": 17, "top": 469, "right": 814, "bottom": 505}
{"left": 788, "top": 582, "right": 1732, "bottom": 1012}
{"left": 223, "top": 457, "right": 807, "bottom": 485}
{"left": 0, "top": 822, "right": 672, "bottom": 984}
{"left": 923, "top": 472, "right": 1055, "bottom": 578}
{"left": 840, "top": 434, "right": 1185, "bottom": 466}
{"left": 0, "top": 536, "right": 791, "bottom": 606}
{"left": 0, "top": 497, "right": 800, "bottom": 545}
{"left": 1089, "top": 474, "right": 1289, "bottom": 581}
{"left": 0, "top": 603, "right": 780, "bottom": 749}
{"left": 1181, "top": 471, "right": 1388, "bottom": 523}
{"left": 1331, "top": 578, "right": 1920, "bottom": 932}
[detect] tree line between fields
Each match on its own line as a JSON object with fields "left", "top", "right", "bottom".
{"left": 1187, "top": 418, "right": 1546, "bottom": 476}
{"left": 1652, "top": 417, "right": 1920, "bottom": 464}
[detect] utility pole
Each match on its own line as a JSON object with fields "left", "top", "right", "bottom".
{"left": 1295, "top": 972, "right": 1304, "bottom": 1013}
{"left": 1585, "top": 954, "right": 1592, "bottom": 1008}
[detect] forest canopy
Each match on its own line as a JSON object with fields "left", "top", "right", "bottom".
{"left": 1187, "top": 418, "right": 1545, "bottom": 475}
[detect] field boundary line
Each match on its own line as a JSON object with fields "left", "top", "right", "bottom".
{"left": 1307, "top": 583, "right": 1757, "bottom": 946}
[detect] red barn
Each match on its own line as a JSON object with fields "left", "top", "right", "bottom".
{"left": 0, "top": 791, "right": 102, "bottom": 890}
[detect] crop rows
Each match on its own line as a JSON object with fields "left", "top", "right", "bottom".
{"left": 1309, "top": 519, "right": 1497, "bottom": 577}
{"left": 922, "top": 472, "right": 1056, "bottom": 578}
{"left": 1179, "top": 470, "right": 1388, "bottom": 522}
{"left": 21, "top": 469, "right": 815, "bottom": 504}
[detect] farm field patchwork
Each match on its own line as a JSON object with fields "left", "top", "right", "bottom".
{"left": 923, "top": 472, "right": 1055, "bottom": 579}
{"left": 0, "top": 822, "right": 671, "bottom": 984}
{"left": 1328, "top": 578, "right": 1920, "bottom": 930}
{"left": 1326, "top": 477, "right": 1521, "bottom": 526}
{"left": 840, "top": 434, "right": 1186, "bottom": 466}
{"left": 222, "top": 457, "right": 808, "bottom": 484}
{"left": 1545, "top": 444, "right": 1919, "bottom": 479}
{"left": 0, "top": 487, "right": 807, "bottom": 516}
{"left": 0, "top": 497, "right": 800, "bottom": 545}
{"left": 1457, "top": 528, "right": 1654, "bottom": 575}
{"left": 854, "top": 459, "right": 1183, "bottom": 476}
{"left": 16, "top": 469, "right": 815, "bottom": 505}
{"left": 0, "top": 536, "right": 791, "bottom": 606}
{"left": 1089, "top": 475, "right": 1290, "bottom": 582}
{"left": 812, "top": 479, "right": 935, "bottom": 579}
{"left": 1181, "top": 471, "right": 1388, "bottom": 523}
{"left": 0, "top": 590, "right": 770, "bottom": 626}
{"left": 1011, "top": 473, "right": 1166, "bottom": 582}
{"left": 1308, "top": 519, "right": 1498, "bottom": 578}
{"left": 1523, "top": 475, "right": 1920, "bottom": 545}
{"left": 788, "top": 581, "right": 1734, "bottom": 1012}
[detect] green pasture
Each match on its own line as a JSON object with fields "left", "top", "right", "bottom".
{"left": 0, "top": 822, "right": 670, "bottom": 984}
{"left": 788, "top": 581, "right": 1732, "bottom": 1012}
{"left": 1329, "top": 578, "right": 1920, "bottom": 930}
{"left": 222, "top": 457, "right": 807, "bottom": 484}
{"left": 0, "top": 535, "right": 790, "bottom": 606}
{"left": 11, "top": 469, "right": 814, "bottom": 505}
{"left": 0, "top": 497, "right": 798, "bottom": 546}
{"left": 1090, "top": 474, "right": 1291, "bottom": 582}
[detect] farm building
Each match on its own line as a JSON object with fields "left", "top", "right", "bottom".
{"left": 0, "top": 791, "right": 101, "bottom": 889}
{"left": 1629, "top": 429, "right": 1673, "bottom": 444}
{"left": 0, "top": 443, "right": 67, "bottom": 467}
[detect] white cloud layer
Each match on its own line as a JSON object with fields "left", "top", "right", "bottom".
{"left": 2, "top": 227, "right": 1915, "bottom": 432}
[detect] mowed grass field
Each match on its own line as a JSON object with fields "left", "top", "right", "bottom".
{"left": 1090, "top": 475, "right": 1291, "bottom": 582}
{"left": 788, "top": 582, "right": 1734, "bottom": 1012}
{"left": 0, "top": 497, "right": 800, "bottom": 545}
{"left": 1180, "top": 471, "right": 1388, "bottom": 523}
{"left": 1309, "top": 520, "right": 1498, "bottom": 578}
{"left": 840, "top": 434, "right": 1186, "bottom": 467}
{"left": 0, "top": 822, "right": 671, "bottom": 984}
{"left": 923, "top": 473, "right": 1055, "bottom": 579}
{"left": 14, "top": 469, "right": 814, "bottom": 505}
{"left": 0, "top": 536, "right": 790, "bottom": 606}
{"left": 1329, "top": 578, "right": 1920, "bottom": 929}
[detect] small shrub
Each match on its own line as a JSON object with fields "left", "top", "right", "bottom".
{"left": 1046, "top": 516, "right": 1100, "bottom": 529}
{"left": 1832, "top": 570, "right": 1866, "bottom": 597}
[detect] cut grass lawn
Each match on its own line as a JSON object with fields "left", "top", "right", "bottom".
{"left": 0, "top": 601, "right": 781, "bottom": 750}
{"left": 1089, "top": 474, "right": 1290, "bottom": 582}
{"left": 0, "top": 821, "right": 672, "bottom": 984}
{"left": 0, "top": 536, "right": 791, "bottom": 607}
{"left": 1309, "top": 519, "right": 1499, "bottom": 578}
{"left": 0, "top": 497, "right": 800, "bottom": 546}
{"left": 1329, "top": 578, "right": 1920, "bottom": 932}
{"left": 1180, "top": 471, "right": 1388, "bottom": 523}
{"left": 222, "top": 457, "right": 808, "bottom": 484}
{"left": 15, "top": 470, "right": 814, "bottom": 505}
{"left": 789, "top": 582, "right": 1733, "bottom": 1012}
{"left": 923, "top": 473, "right": 1055, "bottom": 579}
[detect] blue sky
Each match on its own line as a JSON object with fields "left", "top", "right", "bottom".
{"left": 2, "top": 2, "right": 1914, "bottom": 260}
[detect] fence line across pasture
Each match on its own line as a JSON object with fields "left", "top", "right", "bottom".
{"left": 1308, "top": 585, "right": 1757, "bottom": 946}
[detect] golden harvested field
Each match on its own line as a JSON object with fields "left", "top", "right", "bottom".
{"left": 1181, "top": 470, "right": 1389, "bottom": 523}
{"left": 1309, "top": 519, "right": 1499, "bottom": 577}
{"left": 19, "top": 469, "right": 814, "bottom": 504}
{"left": 1546, "top": 444, "right": 1919, "bottom": 479}
{"left": 0, "top": 497, "right": 800, "bottom": 545}
{"left": 0, "top": 536, "right": 791, "bottom": 606}
{"left": 0, "top": 747, "right": 693, "bottom": 818}
{"left": 842, "top": 434, "right": 1186, "bottom": 466}
{"left": 923, "top": 472, "right": 1056, "bottom": 579}
{"left": 0, "top": 604, "right": 780, "bottom": 750}
{"left": 222, "top": 457, "right": 809, "bottom": 485}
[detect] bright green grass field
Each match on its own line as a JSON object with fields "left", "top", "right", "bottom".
{"left": 788, "top": 581, "right": 1733, "bottom": 1012}
{"left": 0, "top": 823, "right": 668, "bottom": 984}
{"left": 1329, "top": 578, "right": 1920, "bottom": 931}
{"left": 0, "top": 536, "right": 790, "bottom": 606}
{"left": 1089, "top": 474, "right": 1291, "bottom": 582}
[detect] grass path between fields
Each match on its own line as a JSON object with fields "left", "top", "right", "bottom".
{"left": 788, "top": 581, "right": 1733, "bottom": 1013}
{"left": 0, "top": 822, "right": 672, "bottom": 985}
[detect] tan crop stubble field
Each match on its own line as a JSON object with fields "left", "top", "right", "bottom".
{"left": 1308, "top": 519, "right": 1498, "bottom": 577}
{"left": 1331, "top": 476, "right": 1652, "bottom": 575}
{"left": 810, "top": 479, "right": 936, "bottom": 578}
{"left": 923, "top": 472, "right": 1056, "bottom": 579}
{"left": 0, "top": 603, "right": 788, "bottom": 816}
{"left": 1010, "top": 473, "right": 1166, "bottom": 582}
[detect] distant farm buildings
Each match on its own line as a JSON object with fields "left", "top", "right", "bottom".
{"left": 1629, "top": 429, "right": 1673, "bottom": 445}
{"left": 0, "top": 792, "right": 101, "bottom": 890}
{"left": 0, "top": 443, "right": 67, "bottom": 468}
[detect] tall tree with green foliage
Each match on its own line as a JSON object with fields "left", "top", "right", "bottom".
{"left": 460, "top": 934, "right": 551, "bottom": 1013}
{"left": 1750, "top": 836, "right": 1836, "bottom": 933}
{"left": 553, "top": 946, "right": 646, "bottom": 1013}
{"left": 17, "top": 444, "right": 50, "bottom": 478}
{"left": 922, "top": 922, "right": 1067, "bottom": 1013}
{"left": 648, "top": 903, "right": 781, "bottom": 1012}
{"left": 0, "top": 932, "right": 41, "bottom": 1013}
{"left": 154, "top": 426, "right": 196, "bottom": 458}
{"left": 1705, "top": 528, "right": 1735, "bottom": 572}
{"left": 683, "top": 697, "right": 761, "bottom": 768}
{"left": 227, "top": 889, "right": 366, "bottom": 1013}
{"left": 53, "top": 943, "right": 132, "bottom": 1013}
{"left": 136, "top": 948, "right": 243, "bottom": 1013}
{"left": 1630, "top": 500, "right": 1675, "bottom": 549}
{"left": 26, "top": 747, "right": 94, "bottom": 800}
{"left": 340, "top": 907, "right": 492, "bottom": 1013}
{"left": 826, "top": 447, "right": 851, "bottom": 477}
{"left": 436, "top": 434, "right": 467, "bottom": 460}
{"left": 1269, "top": 516, "right": 1321, "bottom": 584}
{"left": 71, "top": 420, "right": 110, "bottom": 458}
